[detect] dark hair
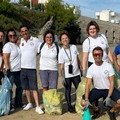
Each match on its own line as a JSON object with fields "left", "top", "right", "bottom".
{"left": 43, "top": 30, "right": 55, "bottom": 42}
{"left": 0, "top": 30, "right": 5, "bottom": 56}
{"left": 5, "top": 28, "right": 16, "bottom": 43}
{"left": 19, "top": 25, "right": 29, "bottom": 31}
{"left": 93, "top": 46, "right": 103, "bottom": 56}
{"left": 59, "top": 31, "right": 70, "bottom": 41}
{"left": 86, "top": 20, "right": 100, "bottom": 35}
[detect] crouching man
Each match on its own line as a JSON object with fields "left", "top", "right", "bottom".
{"left": 81, "top": 46, "right": 120, "bottom": 120}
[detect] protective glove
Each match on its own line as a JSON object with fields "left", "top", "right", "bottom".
{"left": 6, "top": 69, "right": 10, "bottom": 78}
{"left": 83, "top": 100, "right": 91, "bottom": 111}
{"left": 82, "top": 70, "right": 87, "bottom": 78}
{"left": 103, "top": 97, "right": 112, "bottom": 107}
{"left": 62, "top": 79, "right": 67, "bottom": 88}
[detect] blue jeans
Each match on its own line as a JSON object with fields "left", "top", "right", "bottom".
{"left": 10, "top": 71, "right": 23, "bottom": 108}
{"left": 65, "top": 75, "right": 81, "bottom": 108}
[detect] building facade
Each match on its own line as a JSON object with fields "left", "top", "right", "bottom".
{"left": 96, "top": 10, "right": 120, "bottom": 24}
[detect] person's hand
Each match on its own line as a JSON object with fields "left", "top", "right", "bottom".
{"left": 62, "top": 79, "right": 67, "bottom": 88}
{"left": 82, "top": 70, "right": 87, "bottom": 78}
{"left": 103, "top": 97, "right": 111, "bottom": 107}
{"left": 6, "top": 69, "right": 10, "bottom": 78}
{"left": 83, "top": 100, "right": 91, "bottom": 111}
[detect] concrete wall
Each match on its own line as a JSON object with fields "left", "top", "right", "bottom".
{"left": 78, "top": 16, "right": 120, "bottom": 44}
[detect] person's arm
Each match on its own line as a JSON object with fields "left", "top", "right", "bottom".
{"left": 59, "top": 63, "right": 64, "bottom": 77}
{"left": 85, "top": 77, "right": 92, "bottom": 101}
{"left": 3, "top": 53, "right": 10, "bottom": 70}
{"left": 82, "top": 52, "right": 88, "bottom": 70}
{"left": 0, "top": 56, "right": 4, "bottom": 71}
{"left": 106, "top": 48, "right": 113, "bottom": 64}
{"left": 107, "top": 75, "right": 114, "bottom": 98}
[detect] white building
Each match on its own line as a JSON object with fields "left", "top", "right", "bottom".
{"left": 38, "top": 0, "right": 48, "bottom": 4}
{"left": 96, "top": 10, "right": 120, "bottom": 24}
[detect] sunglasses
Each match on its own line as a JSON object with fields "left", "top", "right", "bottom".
{"left": 93, "top": 53, "right": 102, "bottom": 57}
{"left": 8, "top": 34, "right": 16, "bottom": 38}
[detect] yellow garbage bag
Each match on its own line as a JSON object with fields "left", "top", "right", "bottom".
{"left": 75, "top": 79, "right": 86, "bottom": 116}
{"left": 43, "top": 89, "right": 64, "bottom": 115}
{"left": 75, "top": 78, "right": 93, "bottom": 116}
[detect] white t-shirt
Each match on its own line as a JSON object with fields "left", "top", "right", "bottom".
{"left": 58, "top": 45, "right": 80, "bottom": 78}
{"left": 39, "top": 42, "right": 60, "bottom": 70}
{"left": 0, "top": 55, "right": 2, "bottom": 68}
{"left": 82, "top": 34, "right": 109, "bottom": 63}
{"left": 3, "top": 42, "right": 21, "bottom": 72}
{"left": 87, "top": 62, "right": 114, "bottom": 89}
{"left": 20, "top": 36, "right": 41, "bottom": 69}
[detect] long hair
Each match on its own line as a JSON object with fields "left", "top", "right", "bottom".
{"left": 0, "top": 30, "right": 5, "bottom": 56}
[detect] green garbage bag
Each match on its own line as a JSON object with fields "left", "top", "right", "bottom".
{"left": 43, "top": 89, "right": 64, "bottom": 115}
{"left": 113, "top": 65, "right": 120, "bottom": 89}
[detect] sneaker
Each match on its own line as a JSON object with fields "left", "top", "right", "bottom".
{"left": 10, "top": 105, "right": 15, "bottom": 112}
{"left": 92, "top": 108, "right": 101, "bottom": 119}
{"left": 68, "top": 106, "right": 76, "bottom": 113}
{"left": 108, "top": 111, "right": 116, "bottom": 120}
{"left": 23, "top": 103, "right": 33, "bottom": 110}
{"left": 35, "top": 106, "right": 44, "bottom": 114}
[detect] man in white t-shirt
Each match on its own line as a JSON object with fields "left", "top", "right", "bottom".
{"left": 81, "top": 46, "right": 120, "bottom": 120}
{"left": 19, "top": 25, "right": 44, "bottom": 114}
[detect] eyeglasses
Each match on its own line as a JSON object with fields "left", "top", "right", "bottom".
{"left": 93, "top": 53, "right": 102, "bottom": 57}
{"left": 8, "top": 34, "right": 16, "bottom": 38}
{"left": 46, "top": 36, "right": 53, "bottom": 39}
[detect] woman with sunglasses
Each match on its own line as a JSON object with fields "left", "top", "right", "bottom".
{"left": 0, "top": 30, "right": 5, "bottom": 85}
{"left": 3, "top": 28, "right": 23, "bottom": 112}
{"left": 82, "top": 20, "right": 113, "bottom": 76}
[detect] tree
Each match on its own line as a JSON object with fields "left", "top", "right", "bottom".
{"left": 45, "top": 0, "right": 80, "bottom": 44}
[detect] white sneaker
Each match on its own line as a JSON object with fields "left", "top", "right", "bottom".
{"left": 23, "top": 103, "right": 33, "bottom": 110}
{"left": 35, "top": 106, "right": 44, "bottom": 114}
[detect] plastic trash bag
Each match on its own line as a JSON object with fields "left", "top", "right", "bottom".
{"left": 75, "top": 78, "right": 93, "bottom": 116}
{"left": 0, "top": 75, "right": 12, "bottom": 116}
{"left": 113, "top": 65, "right": 120, "bottom": 89}
{"left": 43, "top": 89, "right": 64, "bottom": 115}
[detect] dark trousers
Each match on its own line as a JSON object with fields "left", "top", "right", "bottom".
{"left": 65, "top": 75, "right": 81, "bottom": 108}
{"left": 10, "top": 71, "right": 23, "bottom": 108}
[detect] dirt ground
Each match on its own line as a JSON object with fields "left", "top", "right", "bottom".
{"left": 0, "top": 44, "right": 120, "bottom": 120}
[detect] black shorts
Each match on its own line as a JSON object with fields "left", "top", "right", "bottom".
{"left": 20, "top": 69, "right": 38, "bottom": 90}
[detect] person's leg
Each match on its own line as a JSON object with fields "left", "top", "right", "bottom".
{"left": 40, "top": 70, "right": 49, "bottom": 91}
{"left": 20, "top": 69, "right": 33, "bottom": 110}
{"left": 49, "top": 70, "right": 58, "bottom": 89}
{"left": 9, "top": 73, "right": 14, "bottom": 110}
{"left": 65, "top": 77, "right": 74, "bottom": 112}
{"left": 29, "top": 69, "right": 44, "bottom": 114}
{"left": 14, "top": 71, "right": 23, "bottom": 107}
{"left": 72, "top": 75, "right": 81, "bottom": 89}
{"left": 108, "top": 88, "right": 120, "bottom": 120}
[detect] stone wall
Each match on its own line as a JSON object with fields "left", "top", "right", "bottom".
{"left": 78, "top": 16, "right": 120, "bottom": 44}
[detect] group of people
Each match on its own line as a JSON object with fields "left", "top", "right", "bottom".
{"left": 0, "top": 20, "right": 120, "bottom": 120}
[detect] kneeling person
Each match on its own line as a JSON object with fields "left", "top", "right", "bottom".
{"left": 81, "top": 46, "right": 120, "bottom": 120}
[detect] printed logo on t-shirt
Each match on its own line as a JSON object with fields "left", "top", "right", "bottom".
{"left": 104, "top": 70, "right": 109, "bottom": 77}
{"left": 22, "top": 43, "right": 24, "bottom": 46}
{"left": 74, "top": 51, "right": 77, "bottom": 54}
{"left": 101, "top": 41, "right": 104, "bottom": 44}
{"left": 30, "top": 42, "right": 34, "bottom": 46}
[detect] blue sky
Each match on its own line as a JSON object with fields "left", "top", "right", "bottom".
{"left": 64, "top": 0, "right": 120, "bottom": 18}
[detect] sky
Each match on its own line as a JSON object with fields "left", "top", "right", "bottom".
{"left": 64, "top": 0, "right": 120, "bottom": 18}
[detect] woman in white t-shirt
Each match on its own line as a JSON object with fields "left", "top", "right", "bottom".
{"left": 0, "top": 30, "right": 5, "bottom": 85}
{"left": 82, "top": 20, "right": 113, "bottom": 77}
{"left": 58, "top": 31, "right": 81, "bottom": 113}
{"left": 38, "top": 30, "right": 59, "bottom": 91}
{"left": 3, "top": 29, "right": 23, "bottom": 110}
